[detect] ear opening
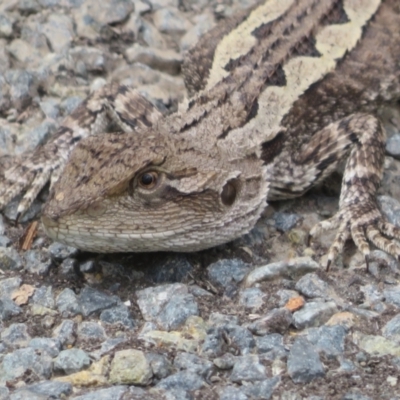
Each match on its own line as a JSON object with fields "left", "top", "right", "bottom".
{"left": 221, "top": 178, "right": 239, "bottom": 206}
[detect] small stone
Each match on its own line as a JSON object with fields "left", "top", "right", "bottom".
{"left": 24, "top": 249, "right": 52, "bottom": 275}
{"left": 295, "top": 273, "right": 330, "bottom": 299}
{"left": 153, "top": 7, "right": 192, "bottom": 34}
{"left": 109, "top": 349, "right": 153, "bottom": 385}
{"left": 31, "top": 285, "right": 55, "bottom": 309}
{"left": 306, "top": 325, "right": 347, "bottom": 357}
{"left": 100, "top": 304, "right": 136, "bottom": 328}
{"left": 39, "top": 98, "right": 60, "bottom": 119}
{"left": 355, "top": 333, "right": 400, "bottom": 357}
{"left": 246, "top": 257, "right": 319, "bottom": 286}
{"left": 201, "top": 327, "right": 226, "bottom": 358}
{"left": 273, "top": 212, "right": 300, "bottom": 231}
{"left": 285, "top": 296, "right": 305, "bottom": 312}
{"left": 53, "top": 319, "right": 76, "bottom": 348}
{"left": 146, "top": 352, "right": 173, "bottom": 379}
{"left": 242, "top": 377, "right": 281, "bottom": 399}
{"left": 255, "top": 334, "right": 288, "bottom": 360}
{"left": 77, "top": 321, "right": 107, "bottom": 342}
{"left": 56, "top": 288, "right": 82, "bottom": 316}
{"left": 15, "top": 381, "right": 72, "bottom": 398}
{"left": 41, "top": 14, "right": 74, "bottom": 52}
{"left": 249, "top": 308, "right": 293, "bottom": 335}
{"left": 156, "top": 371, "right": 205, "bottom": 391}
{"left": 230, "top": 355, "right": 267, "bottom": 383}
{"left": 137, "top": 283, "right": 199, "bottom": 330}
{"left": 48, "top": 242, "right": 78, "bottom": 260}
{"left": 378, "top": 195, "right": 400, "bottom": 227}
{"left": 287, "top": 337, "right": 325, "bottom": 383}
{"left": 69, "top": 385, "right": 127, "bottom": 400}
{"left": 383, "top": 313, "right": 400, "bottom": 342}
{"left": 293, "top": 301, "right": 338, "bottom": 329}
{"left": 207, "top": 259, "right": 251, "bottom": 289}
{"left": 29, "top": 337, "right": 61, "bottom": 358}
{"left": 239, "top": 288, "right": 265, "bottom": 309}
{"left": 174, "top": 352, "right": 213, "bottom": 377}
{"left": 78, "top": 286, "right": 119, "bottom": 317}
{"left": 1, "top": 323, "right": 31, "bottom": 348}
{"left": 54, "top": 348, "right": 91, "bottom": 374}
{"left": 386, "top": 133, "right": 400, "bottom": 158}
{"left": 0, "top": 296, "right": 21, "bottom": 320}
{"left": 0, "top": 347, "right": 52, "bottom": 383}
{"left": 0, "top": 247, "right": 23, "bottom": 270}
{"left": 0, "top": 13, "right": 13, "bottom": 38}
{"left": 383, "top": 285, "right": 400, "bottom": 308}
{"left": 91, "top": 337, "right": 127, "bottom": 359}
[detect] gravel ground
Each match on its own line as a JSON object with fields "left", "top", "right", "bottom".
{"left": 1, "top": 0, "right": 400, "bottom": 399}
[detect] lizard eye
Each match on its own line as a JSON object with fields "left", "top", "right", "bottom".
{"left": 138, "top": 171, "right": 158, "bottom": 189}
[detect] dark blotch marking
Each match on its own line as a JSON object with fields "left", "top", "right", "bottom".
{"left": 261, "top": 131, "right": 285, "bottom": 165}
{"left": 321, "top": 0, "right": 349, "bottom": 26}
{"left": 264, "top": 64, "right": 287, "bottom": 87}
{"left": 246, "top": 99, "right": 259, "bottom": 123}
{"left": 252, "top": 20, "right": 276, "bottom": 40}
{"left": 117, "top": 85, "right": 130, "bottom": 95}
{"left": 291, "top": 36, "right": 321, "bottom": 58}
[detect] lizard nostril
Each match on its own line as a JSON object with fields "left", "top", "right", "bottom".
{"left": 221, "top": 180, "right": 237, "bottom": 206}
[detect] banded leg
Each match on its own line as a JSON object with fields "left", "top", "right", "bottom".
{"left": 0, "top": 84, "right": 162, "bottom": 217}
{"left": 268, "top": 113, "right": 400, "bottom": 269}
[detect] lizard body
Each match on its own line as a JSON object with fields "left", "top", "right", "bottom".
{"left": 1, "top": 0, "right": 400, "bottom": 268}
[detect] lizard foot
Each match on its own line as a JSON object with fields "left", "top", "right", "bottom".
{"left": 310, "top": 199, "right": 400, "bottom": 271}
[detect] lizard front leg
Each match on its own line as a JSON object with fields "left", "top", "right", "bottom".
{"left": 267, "top": 113, "right": 400, "bottom": 270}
{"left": 0, "top": 84, "right": 162, "bottom": 218}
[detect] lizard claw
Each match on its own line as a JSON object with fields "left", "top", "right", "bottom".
{"left": 311, "top": 200, "right": 400, "bottom": 271}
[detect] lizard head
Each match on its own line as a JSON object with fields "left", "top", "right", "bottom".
{"left": 42, "top": 131, "right": 268, "bottom": 252}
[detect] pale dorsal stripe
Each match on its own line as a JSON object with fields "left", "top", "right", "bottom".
{"left": 220, "top": 0, "right": 381, "bottom": 155}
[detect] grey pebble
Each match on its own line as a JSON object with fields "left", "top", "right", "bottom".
{"left": 71, "top": 385, "right": 127, "bottom": 400}
{"left": 293, "top": 300, "right": 338, "bottom": 329}
{"left": 13, "top": 381, "right": 72, "bottom": 398}
{"left": 273, "top": 212, "right": 300, "bottom": 231}
{"left": 0, "top": 276, "right": 22, "bottom": 298}
{"left": 78, "top": 286, "right": 119, "bottom": 317}
{"left": 56, "top": 288, "right": 82, "bottom": 316}
{"left": 52, "top": 319, "right": 76, "bottom": 348}
{"left": 0, "top": 347, "right": 52, "bottom": 383}
{"left": 230, "top": 355, "right": 267, "bottom": 383}
{"left": 1, "top": 323, "right": 31, "bottom": 348}
{"left": 382, "top": 313, "right": 400, "bottom": 341}
{"left": 48, "top": 242, "right": 79, "bottom": 260}
{"left": 201, "top": 327, "right": 226, "bottom": 358}
{"left": 239, "top": 287, "right": 265, "bottom": 309}
{"left": 255, "top": 333, "right": 288, "bottom": 360}
{"left": 24, "top": 249, "right": 52, "bottom": 275}
{"left": 54, "top": 348, "right": 91, "bottom": 374}
{"left": 287, "top": 337, "right": 325, "bottom": 383}
{"left": 137, "top": 283, "right": 199, "bottom": 330}
{"left": 100, "top": 304, "right": 136, "bottom": 328}
{"left": 146, "top": 352, "right": 173, "bottom": 380}
{"left": 306, "top": 325, "right": 347, "bottom": 357}
{"left": 225, "top": 324, "right": 256, "bottom": 355}
{"left": 156, "top": 371, "right": 206, "bottom": 391}
{"left": 31, "top": 285, "right": 55, "bottom": 309}
{"left": 378, "top": 195, "right": 400, "bottom": 227}
{"left": 386, "top": 133, "right": 400, "bottom": 158}
{"left": 383, "top": 285, "right": 400, "bottom": 308}
{"left": 0, "top": 247, "right": 23, "bottom": 271}
{"left": 0, "top": 297, "right": 21, "bottom": 321}
{"left": 207, "top": 259, "right": 250, "bottom": 289}
{"left": 174, "top": 352, "right": 213, "bottom": 378}
{"left": 248, "top": 308, "right": 293, "bottom": 335}
{"left": 77, "top": 321, "right": 107, "bottom": 341}
{"left": 29, "top": 337, "right": 61, "bottom": 357}
{"left": 295, "top": 273, "right": 330, "bottom": 299}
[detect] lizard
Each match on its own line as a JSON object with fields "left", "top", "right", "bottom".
{"left": 0, "top": 0, "right": 400, "bottom": 271}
